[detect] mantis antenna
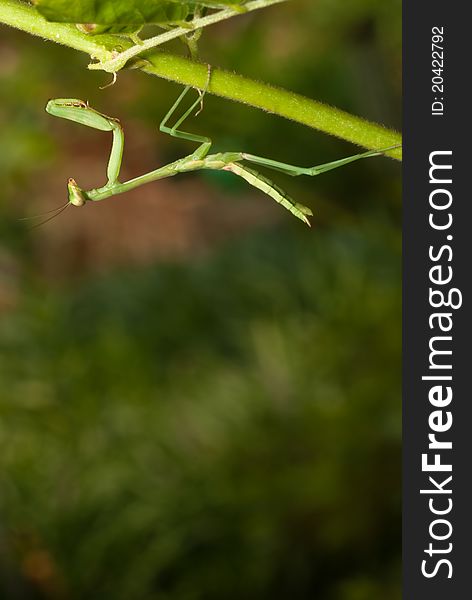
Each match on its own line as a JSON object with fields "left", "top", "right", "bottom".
{"left": 19, "top": 201, "right": 71, "bottom": 229}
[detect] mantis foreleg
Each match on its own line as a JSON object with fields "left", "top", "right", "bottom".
{"left": 107, "top": 122, "right": 124, "bottom": 184}
{"left": 46, "top": 99, "right": 124, "bottom": 186}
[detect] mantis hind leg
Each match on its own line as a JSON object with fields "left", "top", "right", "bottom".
{"left": 241, "top": 145, "right": 401, "bottom": 177}
{"left": 159, "top": 66, "right": 212, "bottom": 160}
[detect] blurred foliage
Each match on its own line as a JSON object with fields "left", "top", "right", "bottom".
{"left": 33, "top": 0, "right": 247, "bottom": 26}
{"left": 0, "top": 0, "right": 401, "bottom": 599}
{"left": 0, "top": 224, "right": 401, "bottom": 600}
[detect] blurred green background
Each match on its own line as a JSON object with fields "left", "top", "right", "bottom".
{"left": 0, "top": 1, "right": 401, "bottom": 598}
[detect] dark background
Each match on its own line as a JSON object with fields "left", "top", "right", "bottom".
{"left": 403, "top": 2, "right": 471, "bottom": 598}
{"left": 0, "top": 1, "right": 401, "bottom": 598}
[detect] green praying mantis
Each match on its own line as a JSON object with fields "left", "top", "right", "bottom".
{"left": 41, "top": 81, "right": 400, "bottom": 227}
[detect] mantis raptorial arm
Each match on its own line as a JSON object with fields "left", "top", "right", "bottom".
{"left": 45, "top": 88, "right": 400, "bottom": 226}
{"left": 46, "top": 99, "right": 124, "bottom": 185}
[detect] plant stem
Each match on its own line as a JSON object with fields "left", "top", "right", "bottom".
{"left": 0, "top": 0, "right": 114, "bottom": 61}
{"left": 0, "top": 0, "right": 401, "bottom": 160}
{"left": 87, "top": 0, "right": 288, "bottom": 73}
{"left": 141, "top": 54, "right": 402, "bottom": 160}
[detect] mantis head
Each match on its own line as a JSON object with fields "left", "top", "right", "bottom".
{"left": 67, "top": 178, "right": 87, "bottom": 207}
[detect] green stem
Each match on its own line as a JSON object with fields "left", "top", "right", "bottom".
{"left": 0, "top": 0, "right": 114, "bottom": 61}
{"left": 142, "top": 55, "right": 402, "bottom": 160}
{"left": 88, "top": 0, "right": 288, "bottom": 73}
{"left": 0, "top": 0, "right": 401, "bottom": 160}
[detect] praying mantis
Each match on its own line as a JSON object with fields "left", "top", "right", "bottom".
{"left": 43, "top": 82, "right": 400, "bottom": 227}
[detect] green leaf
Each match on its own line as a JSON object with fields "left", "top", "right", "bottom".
{"left": 76, "top": 23, "right": 144, "bottom": 36}
{"left": 184, "top": 0, "right": 247, "bottom": 9}
{"left": 33, "top": 1, "right": 248, "bottom": 25}
{"left": 34, "top": 1, "right": 190, "bottom": 25}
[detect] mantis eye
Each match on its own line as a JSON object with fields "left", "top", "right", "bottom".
{"left": 67, "top": 178, "right": 87, "bottom": 207}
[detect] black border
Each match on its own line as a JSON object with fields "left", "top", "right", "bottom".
{"left": 403, "top": 3, "right": 471, "bottom": 597}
